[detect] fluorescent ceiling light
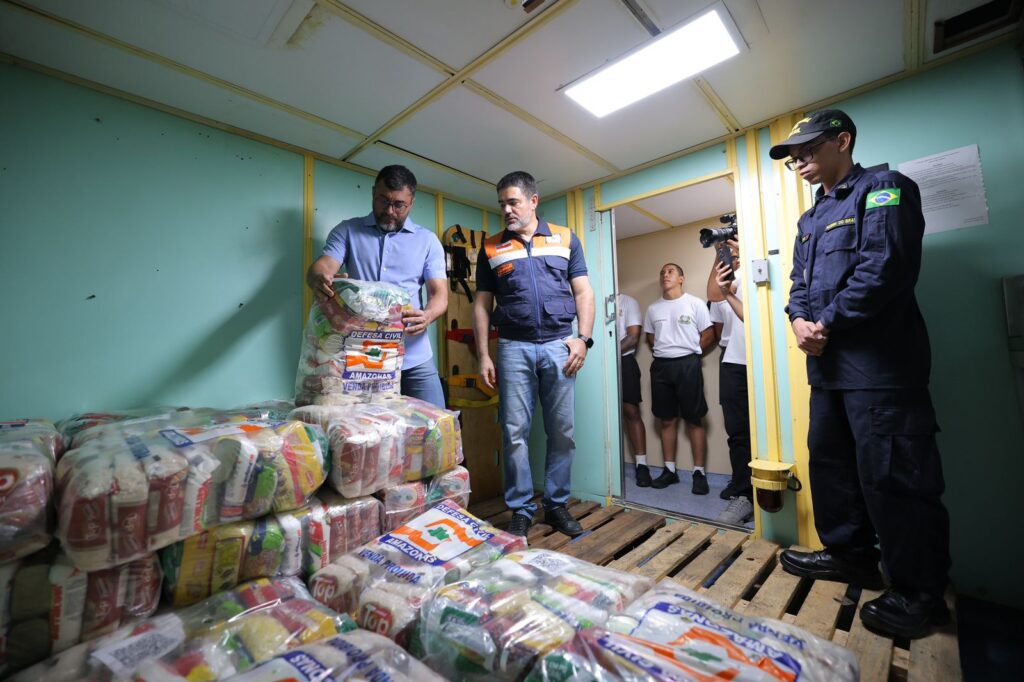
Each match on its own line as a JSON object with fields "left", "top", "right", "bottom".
{"left": 564, "top": 6, "right": 742, "bottom": 118}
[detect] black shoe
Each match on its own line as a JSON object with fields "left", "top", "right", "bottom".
{"left": 650, "top": 468, "right": 680, "bottom": 489}
{"left": 635, "top": 464, "right": 653, "bottom": 487}
{"left": 860, "top": 590, "right": 950, "bottom": 640}
{"left": 779, "top": 549, "right": 884, "bottom": 589}
{"left": 507, "top": 512, "right": 531, "bottom": 537}
{"left": 720, "top": 479, "right": 742, "bottom": 500}
{"left": 544, "top": 506, "right": 584, "bottom": 538}
{"left": 691, "top": 470, "right": 709, "bottom": 495}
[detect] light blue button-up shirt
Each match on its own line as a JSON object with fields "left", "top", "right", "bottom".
{"left": 322, "top": 213, "right": 446, "bottom": 369}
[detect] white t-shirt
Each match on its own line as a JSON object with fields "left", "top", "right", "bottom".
{"left": 616, "top": 293, "right": 642, "bottom": 356}
{"left": 643, "top": 293, "right": 712, "bottom": 358}
{"left": 710, "top": 285, "right": 746, "bottom": 366}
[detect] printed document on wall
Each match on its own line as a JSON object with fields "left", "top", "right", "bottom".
{"left": 898, "top": 144, "right": 989, "bottom": 235}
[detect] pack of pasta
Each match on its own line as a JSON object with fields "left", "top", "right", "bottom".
{"left": 295, "top": 278, "right": 411, "bottom": 405}
{"left": 566, "top": 578, "right": 858, "bottom": 682}
{"left": 56, "top": 419, "right": 328, "bottom": 571}
{"left": 378, "top": 465, "right": 471, "bottom": 531}
{"left": 307, "top": 501, "right": 524, "bottom": 646}
{"left": 11, "top": 576, "right": 355, "bottom": 682}
{"left": 417, "top": 548, "right": 653, "bottom": 681}
{"left": 222, "top": 630, "right": 444, "bottom": 682}
{"left": 0, "top": 419, "right": 62, "bottom": 564}
{"left": 160, "top": 494, "right": 383, "bottom": 606}
{"left": 0, "top": 550, "right": 161, "bottom": 675}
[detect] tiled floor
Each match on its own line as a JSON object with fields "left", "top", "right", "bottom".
{"left": 620, "top": 464, "right": 754, "bottom": 529}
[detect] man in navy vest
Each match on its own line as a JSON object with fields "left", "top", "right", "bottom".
{"left": 774, "top": 110, "right": 951, "bottom": 639}
{"left": 473, "top": 171, "right": 596, "bottom": 538}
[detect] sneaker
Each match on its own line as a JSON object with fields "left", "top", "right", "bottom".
{"left": 543, "top": 506, "right": 584, "bottom": 537}
{"left": 507, "top": 513, "right": 531, "bottom": 537}
{"left": 635, "top": 464, "right": 653, "bottom": 487}
{"left": 650, "top": 468, "right": 680, "bottom": 489}
{"left": 717, "top": 496, "right": 754, "bottom": 524}
{"left": 691, "top": 470, "right": 709, "bottom": 495}
{"left": 719, "top": 479, "right": 742, "bottom": 500}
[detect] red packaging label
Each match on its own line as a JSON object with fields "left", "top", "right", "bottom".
{"left": 114, "top": 498, "right": 147, "bottom": 559}
{"left": 65, "top": 496, "right": 109, "bottom": 550}
{"left": 82, "top": 568, "right": 124, "bottom": 639}
{"left": 360, "top": 602, "right": 394, "bottom": 636}
{"left": 147, "top": 467, "right": 187, "bottom": 537}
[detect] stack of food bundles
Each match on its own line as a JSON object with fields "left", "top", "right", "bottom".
{"left": 11, "top": 576, "right": 355, "bottom": 682}
{"left": 378, "top": 465, "right": 470, "bottom": 531}
{"left": 417, "top": 548, "right": 653, "bottom": 680}
{"left": 527, "top": 578, "right": 859, "bottom": 681}
{"left": 0, "top": 419, "right": 63, "bottom": 564}
{"left": 160, "top": 492, "right": 383, "bottom": 606}
{"left": 308, "top": 501, "right": 524, "bottom": 646}
{"left": 295, "top": 279, "right": 411, "bottom": 405}
{"left": 289, "top": 395, "right": 463, "bottom": 498}
{"left": 56, "top": 418, "right": 328, "bottom": 570}
{"left": 0, "top": 550, "right": 161, "bottom": 673}
{"left": 221, "top": 630, "right": 444, "bottom": 682}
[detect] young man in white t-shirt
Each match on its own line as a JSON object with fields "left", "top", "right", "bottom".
{"left": 643, "top": 263, "right": 716, "bottom": 494}
{"left": 617, "top": 293, "right": 651, "bottom": 486}
{"left": 708, "top": 240, "right": 753, "bottom": 524}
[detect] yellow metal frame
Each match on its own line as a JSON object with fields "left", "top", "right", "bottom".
{"left": 435, "top": 194, "right": 448, "bottom": 378}
{"left": 303, "top": 154, "right": 315, "bottom": 320}
{"left": 626, "top": 203, "right": 673, "bottom": 230}
{"left": 594, "top": 168, "right": 736, "bottom": 211}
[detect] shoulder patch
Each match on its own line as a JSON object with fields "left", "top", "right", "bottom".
{"left": 866, "top": 188, "right": 901, "bottom": 209}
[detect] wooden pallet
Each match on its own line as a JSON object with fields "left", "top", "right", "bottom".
{"left": 468, "top": 497, "right": 962, "bottom": 682}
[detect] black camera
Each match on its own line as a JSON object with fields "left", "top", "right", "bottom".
{"left": 700, "top": 213, "right": 739, "bottom": 281}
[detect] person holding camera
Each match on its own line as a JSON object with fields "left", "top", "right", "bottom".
{"left": 707, "top": 240, "right": 753, "bottom": 524}
{"left": 643, "top": 264, "right": 716, "bottom": 494}
{"left": 773, "top": 109, "right": 950, "bottom": 639}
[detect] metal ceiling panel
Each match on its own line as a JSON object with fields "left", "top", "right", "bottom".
{"left": 700, "top": 0, "right": 906, "bottom": 127}
{"left": 634, "top": 177, "right": 736, "bottom": 227}
{"left": 614, "top": 204, "right": 668, "bottom": 240}
{"left": 471, "top": 0, "right": 730, "bottom": 170}
{"left": 349, "top": 143, "right": 498, "bottom": 208}
{"left": 0, "top": 4, "right": 363, "bottom": 157}
{"left": 152, "top": 0, "right": 297, "bottom": 45}
{"left": 21, "top": 0, "right": 446, "bottom": 134}
{"left": 382, "top": 85, "right": 611, "bottom": 197}
{"left": 342, "top": 0, "right": 555, "bottom": 70}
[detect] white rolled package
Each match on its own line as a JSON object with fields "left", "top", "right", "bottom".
{"left": 223, "top": 630, "right": 444, "bottom": 682}
{"left": 0, "top": 419, "right": 61, "bottom": 564}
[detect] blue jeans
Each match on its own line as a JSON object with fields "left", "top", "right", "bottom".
{"left": 497, "top": 338, "right": 576, "bottom": 516}
{"left": 400, "top": 359, "right": 446, "bottom": 409}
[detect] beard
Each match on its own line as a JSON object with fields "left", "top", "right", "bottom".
{"left": 375, "top": 212, "right": 405, "bottom": 233}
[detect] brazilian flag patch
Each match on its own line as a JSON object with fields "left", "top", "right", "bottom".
{"left": 866, "top": 188, "right": 901, "bottom": 209}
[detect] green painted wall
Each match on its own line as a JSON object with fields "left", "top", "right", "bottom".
{"left": 826, "top": 43, "right": 1024, "bottom": 607}
{"left": 1, "top": 63, "right": 305, "bottom": 418}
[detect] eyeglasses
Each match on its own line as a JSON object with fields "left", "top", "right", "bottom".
{"left": 784, "top": 136, "right": 833, "bottom": 171}
{"left": 374, "top": 196, "right": 411, "bottom": 212}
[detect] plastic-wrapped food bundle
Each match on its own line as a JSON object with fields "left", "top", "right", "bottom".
{"left": 295, "top": 279, "right": 411, "bottom": 405}
{"left": 535, "top": 578, "right": 857, "bottom": 682}
{"left": 223, "top": 630, "right": 445, "bottom": 682}
{"left": 11, "top": 576, "right": 356, "bottom": 682}
{"left": 380, "top": 465, "right": 471, "bottom": 531}
{"left": 378, "top": 394, "right": 463, "bottom": 481}
{"left": 56, "top": 420, "right": 328, "bottom": 571}
{"left": 308, "top": 501, "right": 524, "bottom": 646}
{"left": 0, "top": 550, "right": 162, "bottom": 675}
{"left": 418, "top": 548, "right": 654, "bottom": 681}
{"left": 0, "top": 419, "right": 61, "bottom": 563}
{"left": 304, "top": 404, "right": 405, "bottom": 497}
{"left": 161, "top": 495, "right": 383, "bottom": 606}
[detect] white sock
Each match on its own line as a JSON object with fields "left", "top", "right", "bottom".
{"left": 665, "top": 461, "right": 676, "bottom": 473}
{"left": 635, "top": 455, "right": 647, "bottom": 466}
{"left": 694, "top": 466, "right": 705, "bottom": 475}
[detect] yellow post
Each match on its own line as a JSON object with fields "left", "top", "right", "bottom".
{"left": 302, "top": 154, "right": 314, "bottom": 320}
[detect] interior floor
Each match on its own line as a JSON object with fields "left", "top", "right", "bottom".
{"left": 622, "top": 465, "right": 754, "bottom": 529}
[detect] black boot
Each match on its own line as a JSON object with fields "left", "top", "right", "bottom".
{"left": 650, "top": 468, "right": 680, "bottom": 489}
{"left": 635, "top": 464, "right": 653, "bottom": 487}
{"left": 779, "top": 549, "right": 884, "bottom": 589}
{"left": 544, "top": 506, "right": 584, "bottom": 537}
{"left": 860, "top": 590, "right": 950, "bottom": 640}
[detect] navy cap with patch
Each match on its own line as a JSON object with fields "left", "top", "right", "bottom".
{"left": 768, "top": 109, "right": 856, "bottom": 160}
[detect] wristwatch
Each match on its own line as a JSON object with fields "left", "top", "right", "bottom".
{"left": 577, "top": 334, "right": 594, "bottom": 349}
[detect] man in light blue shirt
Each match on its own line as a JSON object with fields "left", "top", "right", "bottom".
{"left": 306, "top": 165, "right": 448, "bottom": 407}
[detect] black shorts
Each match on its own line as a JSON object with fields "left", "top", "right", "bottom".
{"left": 651, "top": 355, "right": 708, "bottom": 424}
{"left": 620, "top": 353, "right": 641, "bottom": 405}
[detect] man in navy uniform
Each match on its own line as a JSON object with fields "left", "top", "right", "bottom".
{"left": 772, "top": 110, "right": 951, "bottom": 639}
